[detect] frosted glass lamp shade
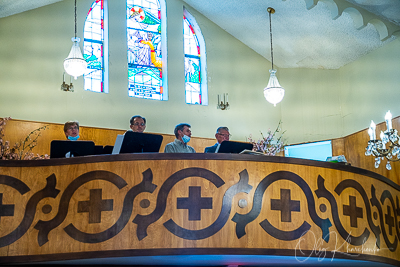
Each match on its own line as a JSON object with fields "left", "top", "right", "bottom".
{"left": 64, "top": 37, "right": 87, "bottom": 80}
{"left": 263, "top": 69, "right": 285, "bottom": 106}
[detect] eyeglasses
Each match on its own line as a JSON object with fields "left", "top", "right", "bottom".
{"left": 133, "top": 123, "right": 145, "bottom": 126}
{"left": 217, "top": 133, "right": 231, "bottom": 138}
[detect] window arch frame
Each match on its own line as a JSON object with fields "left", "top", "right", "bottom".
{"left": 83, "top": 0, "right": 109, "bottom": 93}
{"left": 183, "top": 7, "right": 208, "bottom": 105}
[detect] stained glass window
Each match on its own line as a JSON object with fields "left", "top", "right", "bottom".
{"left": 83, "top": 0, "right": 108, "bottom": 93}
{"left": 183, "top": 8, "right": 207, "bottom": 105}
{"left": 127, "top": 0, "right": 166, "bottom": 100}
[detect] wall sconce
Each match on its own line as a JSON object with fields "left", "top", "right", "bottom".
{"left": 217, "top": 93, "right": 229, "bottom": 110}
{"left": 61, "top": 72, "right": 74, "bottom": 92}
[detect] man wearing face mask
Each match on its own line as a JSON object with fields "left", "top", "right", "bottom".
{"left": 164, "top": 123, "right": 196, "bottom": 153}
{"left": 64, "top": 121, "right": 80, "bottom": 141}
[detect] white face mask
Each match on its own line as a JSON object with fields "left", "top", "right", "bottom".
{"left": 182, "top": 135, "right": 191, "bottom": 143}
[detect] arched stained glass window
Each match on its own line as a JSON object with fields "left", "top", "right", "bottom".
{"left": 183, "top": 8, "right": 207, "bottom": 105}
{"left": 127, "top": 0, "right": 167, "bottom": 100}
{"left": 83, "top": 0, "right": 108, "bottom": 93}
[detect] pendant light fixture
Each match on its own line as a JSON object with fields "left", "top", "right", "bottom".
{"left": 264, "top": 7, "right": 285, "bottom": 106}
{"left": 64, "top": 0, "right": 87, "bottom": 80}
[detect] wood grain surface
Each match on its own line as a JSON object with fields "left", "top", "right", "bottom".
{"left": 0, "top": 154, "right": 399, "bottom": 265}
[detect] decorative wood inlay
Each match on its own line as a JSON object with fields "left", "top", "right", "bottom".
{"left": 77, "top": 189, "right": 113, "bottom": 224}
{"left": 271, "top": 189, "right": 300, "bottom": 223}
{"left": 0, "top": 154, "right": 399, "bottom": 266}
{"left": 177, "top": 186, "right": 213, "bottom": 221}
{"left": 0, "top": 193, "right": 15, "bottom": 221}
{"left": 343, "top": 195, "right": 363, "bottom": 228}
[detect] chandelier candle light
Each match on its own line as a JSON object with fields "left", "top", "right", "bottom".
{"left": 217, "top": 93, "right": 229, "bottom": 110}
{"left": 64, "top": 0, "right": 87, "bottom": 80}
{"left": 61, "top": 72, "right": 74, "bottom": 92}
{"left": 365, "top": 110, "right": 400, "bottom": 170}
{"left": 264, "top": 7, "right": 285, "bottom": 106}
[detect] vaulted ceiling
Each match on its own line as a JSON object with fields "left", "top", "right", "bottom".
{"left": 182, "top": 0, "right": 400, "bottom": 69}
{"left": 1, "top": 0, "right": 399, "bottom": 69}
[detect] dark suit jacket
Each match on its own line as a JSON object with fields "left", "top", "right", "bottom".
{"left": 204, "top": 143, "right": 218, "bottom": 153}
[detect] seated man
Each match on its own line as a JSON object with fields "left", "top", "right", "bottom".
{"left": 164, "top": 123, "right": 196, "bottom": 153}
{"left": 129, "top": 115, "right": 146, "bottom": 133}
{"left": 64, "top": 121, "right": 80, "bottom": 141}
{"left": 204, "top": 126, "right": 230, "bottom": 153}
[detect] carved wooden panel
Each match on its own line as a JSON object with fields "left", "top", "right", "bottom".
{"left": 0, "top": 154, "right": 399, "bottom": 265}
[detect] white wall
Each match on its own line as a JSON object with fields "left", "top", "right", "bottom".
{"left": 0, "top": 0, "right": 281, "bottom": 143}
{"left": 339, "top": 37, "right": 400, "bottom": 135}
{"left": 0, "top": 0, "right": 399, "bottom": 145}
{"left": 280, "top": 36, "right": 400, "bottom": 144}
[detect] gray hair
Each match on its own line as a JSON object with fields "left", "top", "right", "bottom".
{"left": 216, "top": 126, "right": 229, "bottom": 133}
{"left": 174, "top": 123, "right": 191, "bottom": 138}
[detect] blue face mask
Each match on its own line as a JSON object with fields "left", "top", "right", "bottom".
{"left": 182, "top": 135, "right": 191, "bottom": 143}
{"left": 68, "top": 135, "right": 80, "bottom": 141}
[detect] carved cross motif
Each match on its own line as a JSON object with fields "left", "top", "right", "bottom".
{"left": 177, "top": 186, "right": 212, "bottom": 221}
{"left": 396, "top": 197, "right": 400, "bottom": 230}
{"left": 78, "top": 189, "right": 113, "bottom": 224}
{"left": 0, "top": 193, "right": 14, "bottom": 222}
{"left": 343, "top": 195, "right": 363, "bottom": 228}
{"left": 271, "top": 189, "right": 300, "bottom": 222}
{"left": 384, "top": 205, "right": 395, "bottom": 236}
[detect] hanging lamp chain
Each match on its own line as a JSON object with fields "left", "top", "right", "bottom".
{"left": 268, "top": 7, "right": 275, "bottom": 70}
{"left": 74, "top": 0, "right": 77, "bottom": 38}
